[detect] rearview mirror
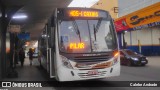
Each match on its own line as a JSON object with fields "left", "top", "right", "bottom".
{"left": 105, "top": 33, "right": 113, "bottom": 49}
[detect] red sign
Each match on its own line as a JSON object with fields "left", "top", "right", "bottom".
{"left": 114, "top": 18, "right": 130, "bottom": 32}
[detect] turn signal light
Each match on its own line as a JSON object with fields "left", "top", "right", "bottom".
{"left": 114, "top": 51, "right": 119, "bottom": 57}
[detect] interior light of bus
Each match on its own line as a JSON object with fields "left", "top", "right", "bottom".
{"left": 69, "top": 10, "right": 99, "bottom": 17}
{"left": 69, "top": 43, "right": 85, "bottom": 49}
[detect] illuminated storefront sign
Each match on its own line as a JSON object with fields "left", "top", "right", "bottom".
{"left": 115, "top": 2, "right": 160, "bottom": 32}
{"left": 130, "top": 10, "right": 160, "bottom": 25}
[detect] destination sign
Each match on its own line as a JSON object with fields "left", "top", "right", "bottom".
{"left": 69, "top": 10, "right": 99, "bottom": 17}
{"left": 57, "top": 8, "right": 108, "bottom": 19}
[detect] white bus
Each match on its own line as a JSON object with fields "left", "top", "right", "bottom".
{"left": 38, "top": 8, "right": 120, "bottom": 81}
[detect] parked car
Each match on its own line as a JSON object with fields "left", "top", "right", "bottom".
{"left": 120, "top": 49, "right": 148, "bottom": 66}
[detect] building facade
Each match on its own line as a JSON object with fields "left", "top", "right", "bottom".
{"left": 116, "top": 0, "right": 160, "bottom": 56}
{"left": 92, "top": 0, "right": 118, "bottom": 19}
{"left": 118, "top": 0, "right": 160, "bottom": 17}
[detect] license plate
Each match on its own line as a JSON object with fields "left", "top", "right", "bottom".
{"left": 141, "top": 61, "right": 146, "bottom": 63}
{"left": 88, "top": 70, "right": 98, "bottom": 75}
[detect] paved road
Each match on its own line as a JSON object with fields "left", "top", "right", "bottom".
{"left": 106, "top": 56, "right": 160, "bottom": 81}
{"left": 1, "top": 57, "right": 160, "bottom": 90}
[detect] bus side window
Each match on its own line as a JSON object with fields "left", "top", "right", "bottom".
{"left": 51, "top": 16, "right": 55, "bottom": 27}
{"left": 51, "top": 16, "right": 56, "bottom": 49}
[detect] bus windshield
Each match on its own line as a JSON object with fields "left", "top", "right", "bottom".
{"left": 59, "top": 19, "right": 117, "bottom": 53}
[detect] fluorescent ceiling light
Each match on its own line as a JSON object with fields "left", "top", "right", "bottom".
{"left": 12, "top": 14, "right": 28, "bottom": 19}
{"left": 68, "top": 0, "right": 99, "bottom": 8}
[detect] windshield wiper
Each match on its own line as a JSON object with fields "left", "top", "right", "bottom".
{"left": 72, "top": 20, "right": 81, "bottom": 42}
{"left": 93, "top": 24, "right": 97, "bottom": 41}
{"left": 93, "top": 18, "right": 102, "bottom": 41}
{"left": 95, "top": 18, "right": 102, "bottom": 32}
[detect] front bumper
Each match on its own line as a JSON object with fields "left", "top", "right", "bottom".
{"left": 56, "top": 61, "right": 120, "bottom": 81}
{"left": 132, "top": 60, "right": 148, "bottom": 65}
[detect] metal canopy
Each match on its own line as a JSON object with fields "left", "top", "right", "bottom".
{"left": 3, "top": 0, "right": 72, "bottom": 40}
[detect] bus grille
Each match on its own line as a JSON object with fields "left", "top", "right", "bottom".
{"left": 73, "top": 56, "right": 112, "bottom": 63}
{"left": 75, "top": 61, "right": 113, "bottom": 70}
{"left": 78, "top": 71, "right": 107, "bottom": 78}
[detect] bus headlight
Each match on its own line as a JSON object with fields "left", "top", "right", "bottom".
{"left": 112, "top": 57, "right": 118, "bottom": 65}
{"left": 60, "top": 55, "right": 73, "bottom": 69}
{"left": 112, "top": 51, "right": 119, "bottom": 65}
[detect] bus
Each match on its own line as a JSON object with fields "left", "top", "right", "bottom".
{"left": 38, "top": 8, "right": 120, "bottom": 81}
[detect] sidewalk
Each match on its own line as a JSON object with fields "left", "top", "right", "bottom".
{"left": 3, "top": 57, "right": 47, "bottom": 81}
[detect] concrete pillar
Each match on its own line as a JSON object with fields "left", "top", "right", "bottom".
{"left": 117, "top": 32, "right": 126, "bottom": 49}
{"left": 122, "top": 32, "right": 126, "bottom": 49}
{"left": 0, "top": 2, "right": 2, "bottom": 79}
{"left": 117, "top": 32, "right": 122, "bottom": 49}
{"left": 0, "top": 2, "right": 8, "bottom": 79}
{"left": 0, "top": 2, "right": 19, "bottom": 79}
